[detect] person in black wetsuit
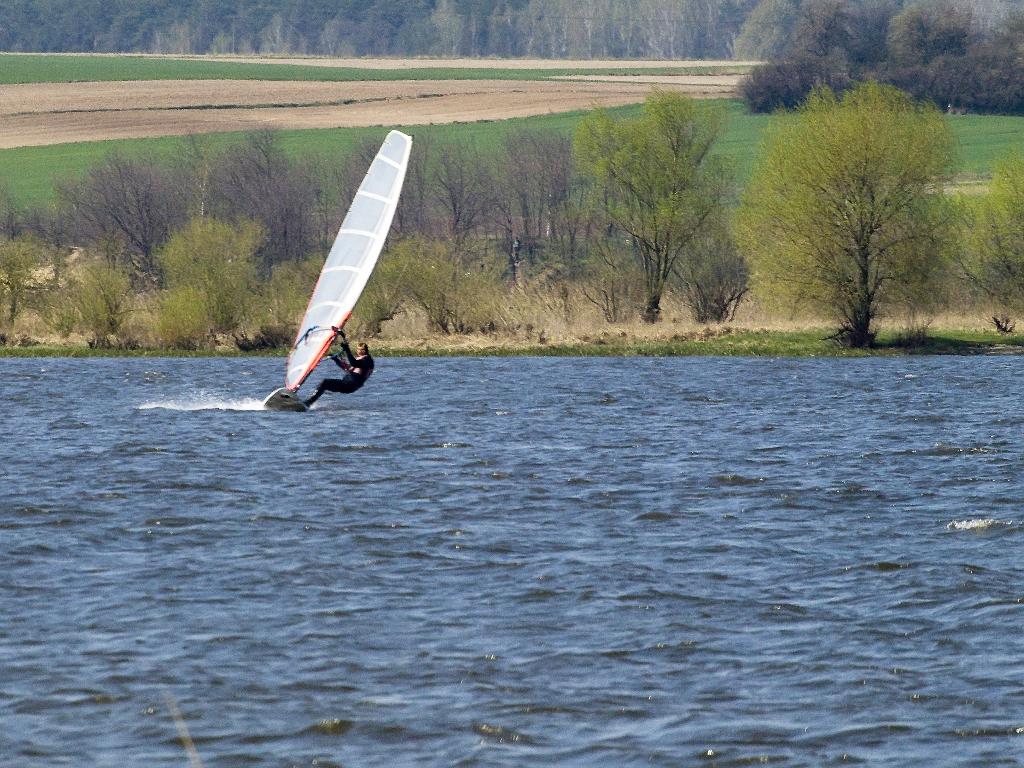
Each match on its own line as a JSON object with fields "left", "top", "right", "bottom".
{"left": 303, "top": 330, "right": 374, "bottom": 407}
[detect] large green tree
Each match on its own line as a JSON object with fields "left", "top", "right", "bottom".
{"left": 962, "top": 152, "right": 1024, "bottom": 331}
{"left": 574, "top": 91, "right": 731, "bottom": 323}
{"left": 739, "top": 82, "right": 957, "bottom": 347}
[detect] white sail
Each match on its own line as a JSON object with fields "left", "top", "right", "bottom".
{"left": 284, "top": 130, "right": 412, "bottom": 391}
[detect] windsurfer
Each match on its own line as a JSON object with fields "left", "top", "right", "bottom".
{"left": 303, "top": 329, "right": 374, "bottom": 407}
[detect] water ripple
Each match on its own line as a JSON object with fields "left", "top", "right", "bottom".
{"left": 3, "top": 356, "right": 1024, "bottom": 767}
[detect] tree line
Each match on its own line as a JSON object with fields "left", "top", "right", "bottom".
{"left": 2, "top": 85, "right": 1024, "bottom": 351}
{"left": 8, "top": 0, "right": 1024, "bottom": 80}
{"left": 5, "top": 0, "right": 1024, "bottom": 62}
{"left": 1, "top": 0, "right": 755, "bottom": 59}
{"left": 740, "top": 0, "right": 1024, "bottom": 114}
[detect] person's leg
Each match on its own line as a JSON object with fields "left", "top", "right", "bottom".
{"left": 304, "top": 378, "right": 338, "bottom": 406}
{"left": 303, "top": 381, "right": 326, "bottom": 407}
{"left": 304, "top": 377, "right": 358, "bottom": 406}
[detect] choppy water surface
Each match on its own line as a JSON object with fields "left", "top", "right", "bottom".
{"left": 3, "top": 355, "right": 1024, "bottom": 767}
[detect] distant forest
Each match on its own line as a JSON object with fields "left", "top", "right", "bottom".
{"left": 739, "top": 0, "right": 1024, "bottom": 113}
{"left": 0, "top": 0, "right": 755, "bottom": 59}
{"left": 2, "top": 0, "right": 1022, "bottom": 60}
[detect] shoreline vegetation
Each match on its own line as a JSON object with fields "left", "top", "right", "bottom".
{"left": 4, "top": 59, "right": 1024, "bottom": 358}
{"left": 4, "top": 323, "right": 1024, "bottom": 358}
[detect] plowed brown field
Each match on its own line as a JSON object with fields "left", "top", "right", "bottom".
{"left": 0, "top": 71, "right": 741, "bottom": 149}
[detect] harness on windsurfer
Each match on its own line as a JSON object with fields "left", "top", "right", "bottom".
{"left": 303, "top": 327, "right": 375, "bottom": 407}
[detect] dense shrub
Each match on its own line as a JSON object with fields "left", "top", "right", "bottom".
{"left": 0, "top": 235, "right": 48, "bottom": 324}
{"left": 157, "top": 286, "right": 208, "bottom": 349}
{"left": 158, "top": 217, "right": 263, "bottom": 337}
{"left": 672, "top": 228, "right": 750, "bottom": 324}
{"left": 69, "top": 259, "right": 134, "bottom": 347}
{"left": 261, "top": 255, "right": 321, "bottom": 333}
{"left": 390, "top": 238, "right": 506, "bottom": 334}
{"left": 233, "top": 324, "right": 293, "bottom": 351}
{"left": 888, "top": 2, "right": 973, "bottom": 65}
{"left": 734, "top": 0, "right": 802, "bottom": 60}
{"left": 960, "top": 24, "right": 1024, "bottom": 115}
{"left": 349, "top": 248, "right": 412, "bottom": 338}
{"left": 740, "top": 54, "right": 851, "bottom": 112}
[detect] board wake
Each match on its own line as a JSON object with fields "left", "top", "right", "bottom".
{"left": 139, "top": 398, "right": 265, "bottom": 411}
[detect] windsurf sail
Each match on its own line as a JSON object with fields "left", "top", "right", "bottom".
{"left": 284, "top": 130, "right": 412, "bottom": 391}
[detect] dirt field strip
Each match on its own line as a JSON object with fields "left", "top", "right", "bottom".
{"left": 0, "top": 76, "right": 739, "bottom": 149}
{"left": 552, "top": 74, "right": 741, "bottom": 87}
{"left": 0, "top": 77, "right": 739, "bottom": 115}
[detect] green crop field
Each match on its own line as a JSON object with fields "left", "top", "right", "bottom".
{"left": 947, "top": 114, "right": 1024, "bottom": 177}
{"left": 0, "top": 108, "right": 637, "bottom": 205}
{"left": 0, "top": 53, "right": 746, "bottom": 85}
{"left": 2, "top": 98, "right": 1021, "bottom": 207}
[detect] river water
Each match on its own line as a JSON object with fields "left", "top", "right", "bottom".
{"left": 2, "top": 355, "right": 1023, "bottom": 767}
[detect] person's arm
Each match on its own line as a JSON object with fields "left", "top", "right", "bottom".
{"left": 335, "top": 348, "right": 356, "bottom": 372}
{"left": 326, "top": 326, "right": 356, "bottom": 370}
{"left": 340, "top": 341, "right": 359, "bottom": 368}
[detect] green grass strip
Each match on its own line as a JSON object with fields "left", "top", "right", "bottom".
{"left": 5, "top": 328, "right": 1024, "bottom": 358}
{"left": 0, "top": 53, "right": 747, "bottom": 84}
{"left": 0, "top": 106, "right": 639, "bottom": 205}
{"left": 3, "top": 98, "right": 1023, "bottom": 207}
{"left": 0, "top": 101, "right": 759, "bottom": 205}
{"left": 948, "top": 113, "right": 1024, "bottom": 177}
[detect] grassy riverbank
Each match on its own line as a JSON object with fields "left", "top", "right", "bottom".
{"left": 4, "top": 326, "right": 1024, "bottom": 358}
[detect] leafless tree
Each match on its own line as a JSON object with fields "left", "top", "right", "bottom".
{"left": 59, "top": 153, "right": 187, "bottom": 284}
{"left": 672, "top": 228, "right": 750, "bottom": 323}
{"left": 175, "top": 134, "right": 215, "bottom": 219}
{"left": 208, "top": 131, "right": 320, "bottom": 271}
{"left": 432, "top": 140, "right": 494, "bottom": 251}
{"left": 493, "top": 130, "right": 575, "bottom": 283}
{"left": 581, "top": 235, "right": 645, "bottom": 323}
{"left": 392, "top": 133, "right": 433, "bottom": 238}
{"left": 308, "top": 138, "right": 379, "bottom": 254}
